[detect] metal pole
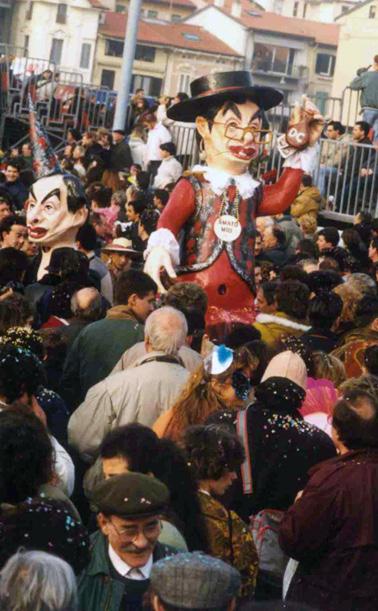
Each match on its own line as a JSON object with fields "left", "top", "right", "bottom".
{"left": 112, "top": 0, "right": 142, "bottom": 131}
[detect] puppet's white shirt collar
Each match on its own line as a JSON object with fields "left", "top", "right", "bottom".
{"left": 192, "top": 164, "right": 260, "bottom": 199}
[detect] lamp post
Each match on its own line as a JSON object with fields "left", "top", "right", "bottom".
{"left": 112, "top": 0, "right": 143, "bottom": 131}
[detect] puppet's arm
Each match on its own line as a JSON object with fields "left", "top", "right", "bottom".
{"left": 258, "top": 96, "right": 324, "bottom": 217}
{"left": 144, "top": 178, "right": 196, "bottom": 293}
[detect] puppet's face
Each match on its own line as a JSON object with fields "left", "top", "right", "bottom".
{"left": 196, "top": 100, "right": 264, "bottom": 171}
{"left": 26, "top": 175, "right": 87, "bottom": 245}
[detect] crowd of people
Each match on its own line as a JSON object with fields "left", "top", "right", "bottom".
{"left": 0, "top": 80, "right": 378, "bottom": 611}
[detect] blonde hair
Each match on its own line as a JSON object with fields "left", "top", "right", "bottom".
{"left": 126, "top": 185, "right": 138, "bottom": 203}
{"left": 311, "top": 351, "right": 346, "bottom": 388}
{"left": 130, "top": 125, "right": 146, "bottom": 140}
{"left": 333, "top": 283, "right": 362, "bottom": 323}
{"left": 299, "top": 213, "right": 317, "bottom": 236}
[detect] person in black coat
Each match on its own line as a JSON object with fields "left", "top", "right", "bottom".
{"left": 300, "top": 290, "right": 343, "bottom": 353}
{"left": 207, "top": 350, "right": 336, "bottom": 522}
{"left": 109, "top": 130, "right": 133, "bottom": 172}
{"left": 260, "top": 225, "right": 289, "bottom": 268}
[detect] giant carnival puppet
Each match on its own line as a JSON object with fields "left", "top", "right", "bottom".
{"left": 145, "top": 71, "right": 324, "bottom": 335}
{"left": 26, "top": 101, "right": 88, "bottom": 280}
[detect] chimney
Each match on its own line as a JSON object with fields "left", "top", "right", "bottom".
{"left": 231, "top": 0, "right": 242, "bottom": 18}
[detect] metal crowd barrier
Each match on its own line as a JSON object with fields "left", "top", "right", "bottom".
{"left": 166, "top": 124, "right": 377, "bottom": 219}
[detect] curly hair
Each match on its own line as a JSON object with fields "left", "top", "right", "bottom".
{"left": 0, "top": 327, "right": 44, "bottom": 360}
{"left": 0, "top": 294, "right": 32, "bottom": 334}
{"left": 333, "top": 283, "right": 363, "bottom": 324}
{"left": 164, "top": 282, "right": 208, "bottom": 316}
{"left": 0, "top": 346, "right": 46, "bottom": 403}
{"left": 183, "top": 425, "right": 245, "bottom": 482}
{"left": 275, "top": 280, "right": 310, "bottom": 321}
{"left": 0, "top": 410, "right": 53, "bottom": 503}
{"left": 164, "top": 348, "right": 253, "bottom": 441}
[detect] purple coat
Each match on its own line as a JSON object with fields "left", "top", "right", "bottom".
{"left": 279, "top": 449, "right": 378, "bottom": 610}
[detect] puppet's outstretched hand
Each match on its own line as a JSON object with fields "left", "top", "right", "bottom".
{"left": 278, "top": 96, "right": 324, "bottom": 158}
{"left": 144, "top": 246, "right": 177, "bottom": 294}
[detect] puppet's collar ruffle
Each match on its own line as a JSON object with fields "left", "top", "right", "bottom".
{"left": 191, "top": 164, "right": 260, "bottom": 199}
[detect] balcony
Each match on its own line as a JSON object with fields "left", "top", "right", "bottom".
{"left": 252, "top": 63, "right": 309, "bottom": 80}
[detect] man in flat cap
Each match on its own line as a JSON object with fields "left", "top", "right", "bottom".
{"left": 78, "top": 472, "right": 178, "bottom": 611}
{"left": 150, "top": 552, "right": 240, "bottom": 611}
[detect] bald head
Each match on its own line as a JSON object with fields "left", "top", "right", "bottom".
{"left": 71, "top": 287, "right": 103, "bottom": 322}
{"left": 144, "top": 306, "right": 188, "bottom": 356}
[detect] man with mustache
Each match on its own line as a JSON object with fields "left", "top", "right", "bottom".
{"left": 144, "top": 71, "right": 324, "bottom": 336}
{"left": 78, "top": 472, "right": 177, "bottom": 611}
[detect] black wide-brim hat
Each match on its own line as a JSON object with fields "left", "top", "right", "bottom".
{"left": 167, "top": 71, "right": 283, "bottom": 122}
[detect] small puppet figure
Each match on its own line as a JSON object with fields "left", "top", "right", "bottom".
{"left": 26, "top": 100, "right": 88, "bottom": 280}
{"left": 144, "top": 71, "right": 324, "bottom": 336}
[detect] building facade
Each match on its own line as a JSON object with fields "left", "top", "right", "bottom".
{"left": 280, "top": 0, "right": 359, "bottom": 23}
{"left": 113, "top": 0, "right": 195, "bottom": 22}
{"left": 186, "top": 5, "right": 339, "bottom": 107}
{"left": 0, "top": 0, "right": 14, "bottom": 47}
{"left": 9, "top": 0, "right": 103, "bottom": 82}
{"left": 332, "top": 0, "right": 377, "bottom": 125}
{"left": 93, "top": 11, "right": 242, "bottom": 95}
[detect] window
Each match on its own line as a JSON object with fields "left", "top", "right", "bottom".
{"left": 24, "top": 35, "right": 29, "bottom": 56}
{"left": 369, "top": 5, "right": 376, "bottom": 17}
{"left": 132, "top": 74, "right": 162, "bottom": 97}
{"left": 26, "top": 1, "right": 33, "bottom": 20}
{"left": 116, "top": 3, "right": 126, "bottom": 12}
{"left": 293, "top": 1, "right": 299, "bottom": 16}
{"left": 183, "top": 32, "right": 200, "bottom": 41}
{"left": 315, "top": 53, "right": 336, "bottom": 77}
{"left": 303, "top": 1, "right": 307, "bottom": 16}
{"left": 341, "top": 5, "right": 349, "bottom": 13}
{"left": 147, "top": 9, "right": 158, "bottom": 18}
{"left": 314, "top": 91, "right": 328, "bottom": 114}
{"left": 80, "top": 43, "right": 91, "bottom": 69}
{"left": 105, "top": 38, "right": 124, "bottom": 57}
{"left": 252, "top": 43, "right": 296, "bottom": 75}
{"left": 178, "top": 73, "right": 190, "bottom": 94}
{"left": 135, "top": 45, "right": 156, "bottom": 62}
{"left": 49, "top": 38, "right": 63, "bottom": 64}
{"left": 171, "top": 13, "right": 181, "bottom": 22}
{"left": 56, "top": 3, "right": 67, "bottom": 24}
{"left": 101, "top": 69, "right": 115, "bottom": 89}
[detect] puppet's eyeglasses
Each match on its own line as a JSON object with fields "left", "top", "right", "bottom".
{"left": 212, "top": 122, "right": 272, "bottom": 144}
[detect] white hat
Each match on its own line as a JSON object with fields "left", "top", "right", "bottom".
{"left": 204, "top": 344, "right": 234, "bottom": 375}
{"left": 102, "top": 238, "right": 139, "bottom": 255}
{"left": 261, "top": 351, "right": 307, "bottom": 390}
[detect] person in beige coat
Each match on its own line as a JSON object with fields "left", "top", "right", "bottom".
{"left": 68, "top": 307, "right": 190, "bottom": 463}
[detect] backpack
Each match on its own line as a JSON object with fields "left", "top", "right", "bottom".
{"left": 236, "top": 410, "right": 289, "bottom": 584}
{"left": 250, "top": 509, "right": 288, "bottom": 584}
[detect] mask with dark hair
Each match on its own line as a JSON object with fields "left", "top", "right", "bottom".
{"left": 231, "top": 370, "right": 251, "bottom": 400}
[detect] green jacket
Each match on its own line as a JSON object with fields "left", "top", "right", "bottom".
{"left": 350, "top": 71, "right": 378, "bottom": 109}
{"left": 60, "top": 307, "right": 144, "bottom": 410}
{"left": 78, "top": 531, "right": 177, "bottom": 611}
